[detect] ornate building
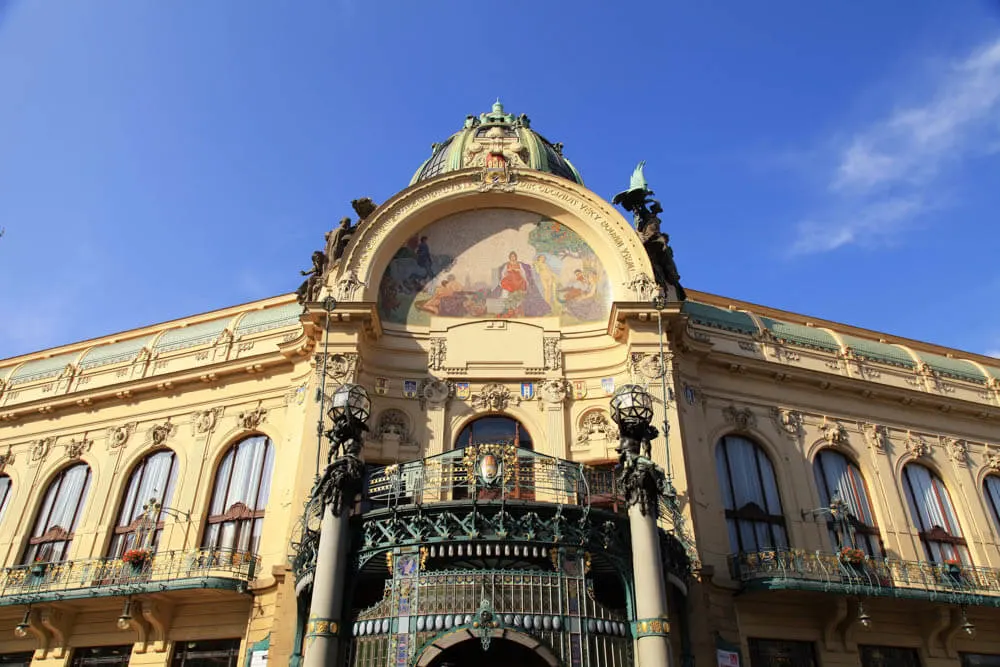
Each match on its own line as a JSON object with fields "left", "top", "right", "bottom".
{"left": 0, "top": 102, "right": 998, "bottom": 667}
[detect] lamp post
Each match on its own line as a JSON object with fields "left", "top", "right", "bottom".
{"left": 304, "top": 383, "right": 370, "bottom": 667}
{"left": 610, "top": 384, "right": 673, "bottom": 667}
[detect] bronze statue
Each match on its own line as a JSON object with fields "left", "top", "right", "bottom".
{"left": 324, "top": 217, "right": 354, "bottom": 263}
{"left": 296, "top": 250, "right": 327, "bottom": 305}
{"left": 351, "top": 197, "right": 378, "bottom": 221}
{"left": 612, "top": 162, "right": 687, "bottom": 301}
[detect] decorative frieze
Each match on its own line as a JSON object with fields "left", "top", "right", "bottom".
{"left": 543, "top": 338, "right": 562, "bottom": 371}
{"left": 472, "top": 383, "right": 519, "bottom": 412}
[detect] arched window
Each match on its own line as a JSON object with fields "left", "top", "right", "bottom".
{"left": 453, "top": 416, "right": 533, "bottom": 501}
{"left": 715, "top": 435, "right": 788, "bottom": 553}
{"left": 454, "top": 416, "right": 533, "bottom": 449}
{"left": 108, "top": 450, "right": 179, "bottom": 557}
{"left": 813, "top": 449, "right": 883, "bottom": 556}
{"left": 0, "top": 475, "right": 11, "bottom": 525}
{"left": 23, "top": 463, "right": 91, "bottom": 563}
{"left": 983, "top": 475, "right": 1000, "bottom": 537}
{"left": 202, "top": 435, "right": 274, "bottom": 555}
{"left": 902, "top": 463, "right": 969, "bottom": 563}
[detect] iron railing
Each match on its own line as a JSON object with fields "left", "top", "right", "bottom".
{"left": 0, "top": 548, "right": 258, "bottom": 605}
{"left": 731, "top": 549, "right": 1000, "bottom": 607}
{"left": 363, "top": 446, "right": 620, "bottom": 510}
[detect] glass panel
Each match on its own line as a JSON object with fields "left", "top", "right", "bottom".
{"left": 70, "top": 645, "right": 133, "bottom": 666}
{"left": 860, "top": 645, "right": 921, "bottom": 667}
{"left": 984, "top": 476, "right": 1000, "bottom": 535}
{"left": 454, "top": 417, "right": 533, "bottom": 449}
{"left": 24, "top": 464, "right": 92, "bottom": 563}
{"left": 0, "top": 652, "right": 35, "bottom": 666}
{"left": 962, "top": 654, "right": 1000, "bottom": 667}
{"left": 110, "top": 450, "right": 178, "bottom": 556}
{"left": 0, "top": 476, "right": 11, "bottom": 525}
{"left": 902, "top": 464, "right": 967, "bottom": 563}
{"left": 748, "top": 638, "right": 817, "bottom": 667}
{"left": 202, "top": 437, "right": 274, "bottom": 552}
{"left": 171, "top": 639, "right": 241, "bottom": 667}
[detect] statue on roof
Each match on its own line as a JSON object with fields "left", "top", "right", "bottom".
{"left": 296, "top": 250, "right": 327, "bottom": 305}
{"left": 612, "top": 162, "right": 687, "bottom": 301}
{"left": 325, "top": 217, "right": 354, "bottom": 264}
{"left": 351, "top": 197, "right": 378, "bottom": 221}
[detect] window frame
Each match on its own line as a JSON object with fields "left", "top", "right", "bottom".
{"left": 24, "top": 463, "right": 92, "bottom": 564}
{"left": 983, "top": 475, "right": 1000, "bottom": 537}
{"left": 716, "top": 434, "right": 789, "bottom": 554}
{"left": 201, "top": 435, "right": 274, "bottom": 556}
{"left": 107, "top": 449, "right": 179, "bottom": 558}
{"left": 813, "top": 448, "right": 884, "bottom": 556}
{"left": 901, "top": 463, "right": 969, "bottom": 564}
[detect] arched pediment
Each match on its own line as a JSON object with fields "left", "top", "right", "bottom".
{"left": 331, "top": 170, "right": 655, "bottom": 328}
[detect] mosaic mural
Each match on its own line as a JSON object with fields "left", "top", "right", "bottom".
{"left": 378, "top": 209, "right": 611, "bottom": 327}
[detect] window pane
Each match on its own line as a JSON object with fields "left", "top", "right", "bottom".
{"left": 984, "top": 476, "right": 1000, "bottom": 535}
{"left": 25, "top": 464, "right": 91, "bottom": 563}
{"left": 0, "top": 476, "right": 11, "bottom": 525}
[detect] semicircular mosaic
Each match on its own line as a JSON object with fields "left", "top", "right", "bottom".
{"left": 377, "top": 208, "right": 611, "bottom": 327}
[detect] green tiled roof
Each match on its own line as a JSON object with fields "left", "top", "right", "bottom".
{"left": 759, "top": 317, "right": 839, "bottom": 352}
{"left": 682, "top": 302, "right": 758, "bottom": 335}
{"left": 79, "top": 336, "right": 154, "bottom": 370}
{"left": 154, "top": 318, "right": 231, "bottom": 354}
{"left": 840, "top": 335, "right": 915, "bottom": 369}
{"left": 983, "top": 364, "right": 1000, "bottom": 381}
{"left": 915, "top": 351, "right": 986, "bottom": 384}
{"left": 8, "top": 351, "right": 80, "bottom": 385}
{"left": 235, "top": 303, "right": 303, "bottom": 337}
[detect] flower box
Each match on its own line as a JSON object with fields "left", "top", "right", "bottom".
{"left": 122, "top": 549, "right": 152, "bottom": 569}
{"left": 838, "top": 547, "right": 865, "bottom": 567}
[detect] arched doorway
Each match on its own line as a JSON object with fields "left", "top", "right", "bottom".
{"left": 425, "top": 637, "right": 557, "bottom": 667}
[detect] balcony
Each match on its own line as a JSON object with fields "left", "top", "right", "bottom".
{"left": 0, "top": 548, "right": 259, "bottom": 606}
{"left": 731, "top": 549, "right": 1000, "bottom": 608}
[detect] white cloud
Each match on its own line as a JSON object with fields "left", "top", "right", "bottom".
{"left": 791, "top": 36, "right": 1000, "bottom": 255}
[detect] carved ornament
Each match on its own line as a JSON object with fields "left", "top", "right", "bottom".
{"left": 860, "top": 422, "right": 888, "bottom": 452}
{"left": 236, "top": 405, "right": 267, "bottom": 431}
{"left": 419, "top": 378, "right": 453, "bottom": 410}
{"left": 0, "top": 446, "right": 14, "bottom": 472}
{"left": 374, "top": 409, "right": 413, "bottom": 445}
{"left": 335, "top": 270, "right": 366, "bottom": 301}
{"left": 904, "top": 432, "right": 930, "bottom": 459}
{"left": 630, "top": 352, "right": 668, "bottom": 380}
{"left": 30, "top": 437, "right": 54, "bottom": 465}
{"left": 576, "top": 409, "right": 618, "bottom": 444}
{"left": 821, "top": 419, "right": 849, "bottom": 446}
{"left": 722, "top": 405, "right": 756, "bottom": 433}
{"left": 149, "top": 422, "right": 174, "bottom": 447}
{"left": 429, "top": 338, "right": 447, "bottom": 372}
{"left": 543, "top": 337, "right": 562, "bottom": 371}
{"left": 193, "top": 408, "right": 222, "bottom": 434}
{"left": 770, "top": 408, "right": 803, "bottom": 438}
{"left": 941, "top": 436, "right": 968, "bottom": 466}
{"left": 315, "top": 352, "right": 359, "bottom": 383}
{"left": 538, "top": 378, "right": 570, "bottom": 405}
{"left": 65, "top": 436, "right": 92, "bottom": 460}
{"left": 107, "top": 422, "right": 137, "bottom": 450}
{"left": 985, "top": 446, "right": 1000, "bottom": 472}
{"left": 625, "top": 272, "right": 663, "bottom": 302}
{"left": 472, "top": 383, "right": 519, "bottom": 412}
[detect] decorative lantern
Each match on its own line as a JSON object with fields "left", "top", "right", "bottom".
{"left": 329, "top": 384, "right": 371, "bottom": 425}
{"left": 610, "top": 384, "right": 654, "bottom": 426}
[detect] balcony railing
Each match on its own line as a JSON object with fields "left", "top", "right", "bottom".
{"left": 363, "top": 446, "right": 623, "bottom": 512}
{"left": 0, "top": 548, "right": 259, "bottom": 606}
{"left": 731, "top": 549, "right": 1000, "bottom": 607}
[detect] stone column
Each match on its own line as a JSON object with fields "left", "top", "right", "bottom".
{"left": 630, "top": 502, "right": 672, "bottom": 666}
{"left": 303, "top": 503, "right": 351, "bottom": 666}
{"left": 303, "top": 399, "right": 369, "bottom": 667}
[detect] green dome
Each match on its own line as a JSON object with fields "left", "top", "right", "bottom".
{"left": 410, "top": 101, "right": 584, "bottom": 185}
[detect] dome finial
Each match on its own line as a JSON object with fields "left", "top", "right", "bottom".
{"left": 493, "top": 98, "right": 504, "bottom": 114}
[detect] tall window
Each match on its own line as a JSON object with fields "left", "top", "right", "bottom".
{"left": 715, "top": 435, "right": 788, "bottom": 553}
{"left": 813, "top": 449, "right": 883, "bottom": 556}
{"left": 983, "top": 475, "right": 1000, "bottom": 537}
{"left": 0, "top": 475, "right": 11, "bottom": 525}
{"left": 108, "top": 450, "right": 179, "bottom": 557}
{"left": 24, "top": 463, "right": 92, "bottom": 563}
{"left": 453, "top": 416, "right": 533, "bottom": 501}
{"left": 202, "top": 435, "right": 274, "bottom": 555}
{"left": 902, "top": 463, "right": 969, "bottom": 563}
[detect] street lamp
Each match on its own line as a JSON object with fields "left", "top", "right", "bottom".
{"left": 116, "top": 598, "right": 134, "bottom": 631}
{"left": 329, "top": 383, "right": 371, "bottom": 427}
{"left": 610, "top": 384, "right": 655, "bottom": 427}
{"left": 13, "top": 608, "right": 30, "bottom": 638}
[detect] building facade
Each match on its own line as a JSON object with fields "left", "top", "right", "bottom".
{"left": 0, "top": 102, "right": 998, "bottom": 667}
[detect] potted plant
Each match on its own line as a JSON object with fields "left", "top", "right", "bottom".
{"left": 122, "top": 548, "right": 152, "bottom": 570}
{"left": 942, "top": 558, "right": 963, "bottom": 579}
{"left": 839, "top": 547, "right": 865, "bottom": 567}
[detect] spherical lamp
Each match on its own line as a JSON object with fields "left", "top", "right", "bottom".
{"left": 610, "top": 384, "right": 654, "bottom": 426}
{"left": 330, "top": 384, "right": 371, "bottom": 424}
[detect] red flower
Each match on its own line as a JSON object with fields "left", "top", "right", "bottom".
{"left": 122, "top": 549, "right": 151, "bottom": 565}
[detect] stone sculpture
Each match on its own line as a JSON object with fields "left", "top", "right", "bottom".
{"left": 296, "top": 251, "right": 327, "bottom": 305}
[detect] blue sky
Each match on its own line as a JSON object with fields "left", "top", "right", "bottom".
{"left": 1, "top": 1, "right": 999, "bottom": 360}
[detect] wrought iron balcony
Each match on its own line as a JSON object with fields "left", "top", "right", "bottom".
{"left": 361, "top": 445, "right": 622, "bottom": 512}
{"left": 731, "top": 549, "right": 1000, "bottom": 608}
{"left": 0, "top": 548, "right": 259, "bottom": 606}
